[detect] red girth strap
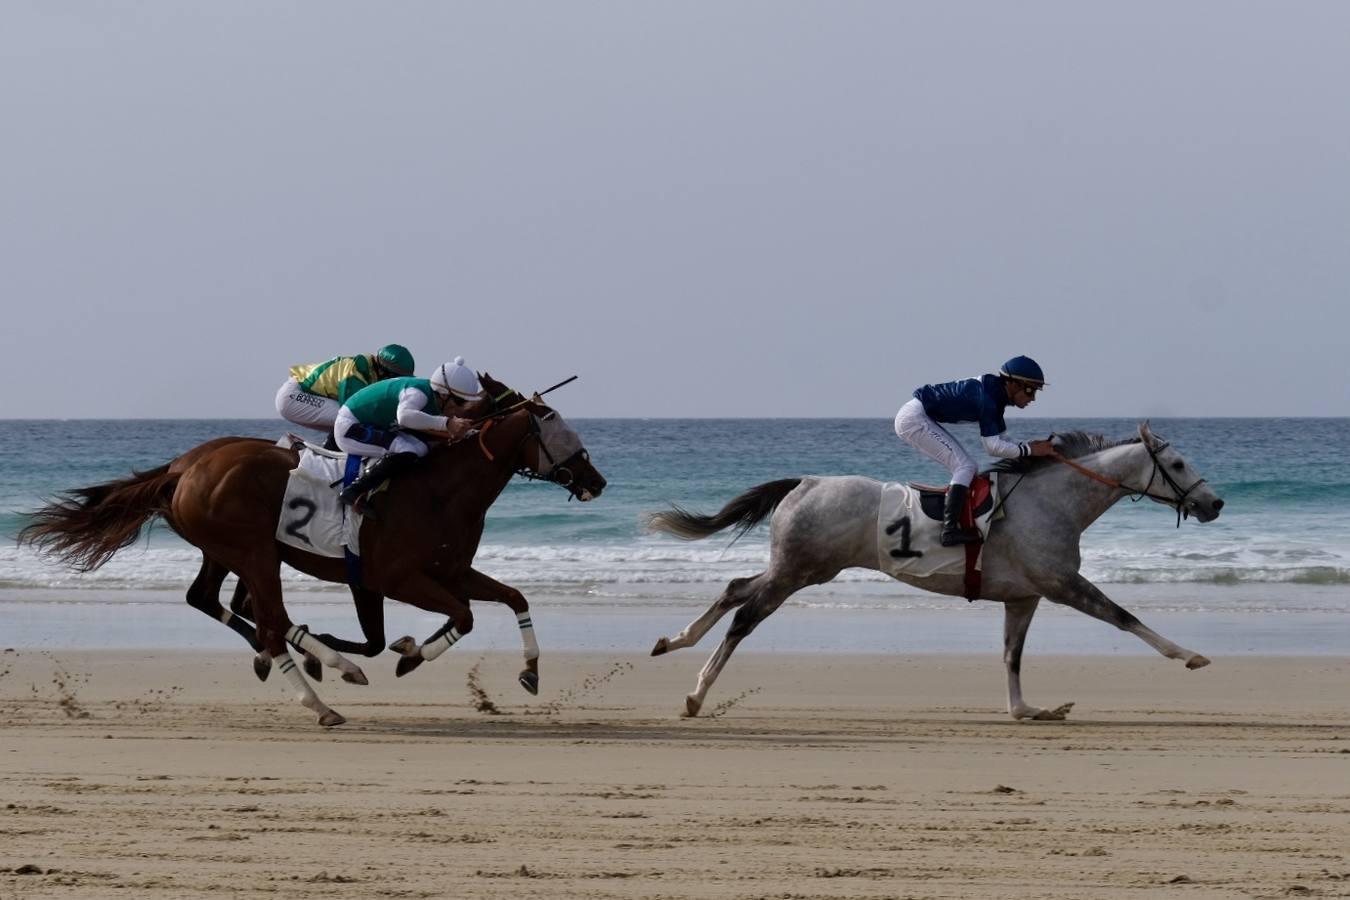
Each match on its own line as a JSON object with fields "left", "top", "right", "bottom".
{"left": 962, "top": 476, "right": 990, "bottom": 601}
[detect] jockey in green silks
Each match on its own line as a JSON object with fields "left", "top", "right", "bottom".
{"left": 333, "top": 356, "right": 485, "bottom": 506}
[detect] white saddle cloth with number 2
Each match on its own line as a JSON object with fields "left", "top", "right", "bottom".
{"left": 274, "top": 442, "right": 366, "bottom": 558}
{"left": 875, "top": 476, "right": 998, "bottom": 579}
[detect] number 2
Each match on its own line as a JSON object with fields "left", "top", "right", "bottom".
{"left": 284, "top": 497, "right": 317, "bottom": 545}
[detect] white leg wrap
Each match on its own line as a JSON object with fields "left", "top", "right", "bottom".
{"left": 287, "top": 624, "right": 332, "bottom": 662}
{"left": 420, "top": 626, "right": 462, "bottom": 662}
{"left": 517, "top": 612, "right": 539, "bottom": 661}
{"left": 286, "top": 624, "right": 359, "bottom": 676}
{"left": 278, "top": 651, "right": 325, "bottom": 712}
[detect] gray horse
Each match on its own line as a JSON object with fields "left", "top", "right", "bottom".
{"left": 646, "top": 423, "right": 1224, "bottom": 719}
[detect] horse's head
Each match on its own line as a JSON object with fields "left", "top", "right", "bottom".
{"left": 1137, "top": 422, "right": 1224, "bottom": 523}
{"left": 478, "top": 373, "right": 607, "bottom": 502}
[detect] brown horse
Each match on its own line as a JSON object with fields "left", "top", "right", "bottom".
{"left": 162, "top": 436, "right": 377, "bottom": 684}
{"left": 159, "top": 380, "right": 563, "bottom": 680}
{"left": 20, "top": 377, "right": 606, "bottom": 725}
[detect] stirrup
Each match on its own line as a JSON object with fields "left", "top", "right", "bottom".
{"left": 338, "top": 484, "right": 366, "bottom": 506}
{"left": 940, "top": 527, "right": 981, "bottom": 547}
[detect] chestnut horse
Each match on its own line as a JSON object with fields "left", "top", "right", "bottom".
{"left": 20, "top": 377, "right": 606, "bottom": 725}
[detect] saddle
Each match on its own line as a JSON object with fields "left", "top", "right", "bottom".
{"left": 879, "top": 475, "right": 995, "bottom": 601}
{"left": 909, "top": 476, "right": 995, "bottom": 524}
{"left": 274, "top": 437, "right": 371, "bottom": 543}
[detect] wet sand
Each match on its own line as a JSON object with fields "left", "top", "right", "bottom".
{"left": 2, "top": 648, "right": 1349, "bottom": 899}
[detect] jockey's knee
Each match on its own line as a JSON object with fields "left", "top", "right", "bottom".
{"left": 950, "top": 462, "right": 977, "bottom": 486}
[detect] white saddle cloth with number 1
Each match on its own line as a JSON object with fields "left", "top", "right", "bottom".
{"left": 274, "top": 440, "right": 366, "bottom": 558}
{"left": 875, "top": 476, "right": 999, "bottom": 579}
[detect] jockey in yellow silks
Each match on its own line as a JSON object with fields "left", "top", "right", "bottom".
{"left": 274, "top": 345, "right": 415, "bottom": 441}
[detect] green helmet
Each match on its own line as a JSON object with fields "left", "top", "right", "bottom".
{"left": 374, "top": 344, "right": 415, "bottom": 377}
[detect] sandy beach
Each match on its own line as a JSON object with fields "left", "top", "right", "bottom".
{"left": 2, "top": 648, "right": 1349, "bottom": 899}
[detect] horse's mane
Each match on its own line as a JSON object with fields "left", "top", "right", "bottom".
{"left": 984, "top": 431, "right": 1140, "bottom": 476}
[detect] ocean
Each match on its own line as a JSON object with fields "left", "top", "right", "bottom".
{"left": 3, "top": 417, "right": 1348, "bottom": 654}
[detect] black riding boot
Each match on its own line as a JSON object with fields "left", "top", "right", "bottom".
{"left": 339, "top": 452, "right": 418, "bottom": 506}
{"left": 321, "top": 432, "right": 340, "bottom": 451}
{"left": 939, "top": 483, "right": 981, "bottom": 546}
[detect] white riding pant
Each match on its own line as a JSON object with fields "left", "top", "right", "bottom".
{"left": 333, "top": 407, "right": 430, "bottom": 459}
{"left": 894, "top": 398, "right": 977, "bottom": 487}
{"left": 275, "top": 379, "right": 341, "bottom": 432}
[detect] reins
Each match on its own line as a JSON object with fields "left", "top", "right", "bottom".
{"left": 1048, "top": 439, "right": 1207, "bottom": 527}
{"left": 1049, "top": 451, "right": 1127, "bottom": 490}
{"left": 463, "top": 378, "right": 587, "bottom": 497}
{"left": 469, "top": 375, "right": 577, "bottom": 427}
{"left": 477, "top": 417, "right": 497, "bottom": 461}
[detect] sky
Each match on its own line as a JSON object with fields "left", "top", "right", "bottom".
{"left": 2, "top": 2, "right": 1347, "bottom": 418}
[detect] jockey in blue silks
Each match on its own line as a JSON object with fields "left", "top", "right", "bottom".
{"left": 894, "top": 356, "right": 1054, "bottom": 546}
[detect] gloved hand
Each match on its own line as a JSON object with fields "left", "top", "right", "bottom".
{"left": 1027, "top": 439, "right": 1056, "bottom": 457}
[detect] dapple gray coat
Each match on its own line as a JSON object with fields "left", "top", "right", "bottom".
{"left": 647, "top": 423, "right": 1224, "bottom": 719}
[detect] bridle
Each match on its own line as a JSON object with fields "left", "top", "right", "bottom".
{"left": 474, "top": 405, "right": 590, "bottom": 498}
{"left": 521, "top": 412, "right": 590, "bottom": 494}
{"left": 1050, "top": 439, "right": 1207, "bottom": 527}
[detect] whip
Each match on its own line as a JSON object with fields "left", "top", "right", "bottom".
{"left": 472, "top": 375, "right": 578, "bottom": 424}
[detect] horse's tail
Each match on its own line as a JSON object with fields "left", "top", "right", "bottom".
{"left": 645, "top": 478, "right": 804, "bottom": 542}
{"left": 17, "top": 463, "right": 180, "bottom": 572}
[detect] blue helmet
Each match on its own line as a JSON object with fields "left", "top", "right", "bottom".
{"left": 999, "top": 356, "right": 1047, "bottom": 386}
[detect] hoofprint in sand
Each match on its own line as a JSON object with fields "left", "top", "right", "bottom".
{"left": 3, "top": 649, "right": 1349, "bottom": 900}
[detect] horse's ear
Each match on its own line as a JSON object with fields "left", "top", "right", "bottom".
{"left": 1138, "top": 420, "right": 1157, "bottom": 447}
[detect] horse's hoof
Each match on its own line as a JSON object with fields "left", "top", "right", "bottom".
{"left": 651, "top": 637, "right": 669, "bottom": 657}
{"left": 253, "top": 654, "right": 272, "bottom": 682}
{"left": 1032, "top": 702, "right": 1074, "bottom": 721}
{"left": 395, "top": 655, "right": 424, "bottom": 678}
{"left": 304, "top": 656, "right": 323, "bottom": 681}
{"left": 318, "top": 710, "right": 346, "bottom": 727}
{"left": 519, "top": 670, "right": 539, "bottom": 695}
{"left": 389, "top": 636, "right": 417, "bottom": 656}
{"left": 1186, "top": 655, "right": 1211, "bottom": 670}
{"left": 681, "top": 695, "right": 701, "bottom": 718}
{"left": 342, "top": 669, "right": 369, "bottom": 686}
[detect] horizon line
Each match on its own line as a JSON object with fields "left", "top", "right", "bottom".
{"left": 2, "top": 415, "right": 1347, "bottom": 422}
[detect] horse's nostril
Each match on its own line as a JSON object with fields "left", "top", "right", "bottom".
{"left": 1213, "top": 499, "right": 1224, "bottom": 510}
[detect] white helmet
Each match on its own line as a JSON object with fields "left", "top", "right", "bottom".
{"left": 430, "top": 356, "right": 485, "bottom": 401}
